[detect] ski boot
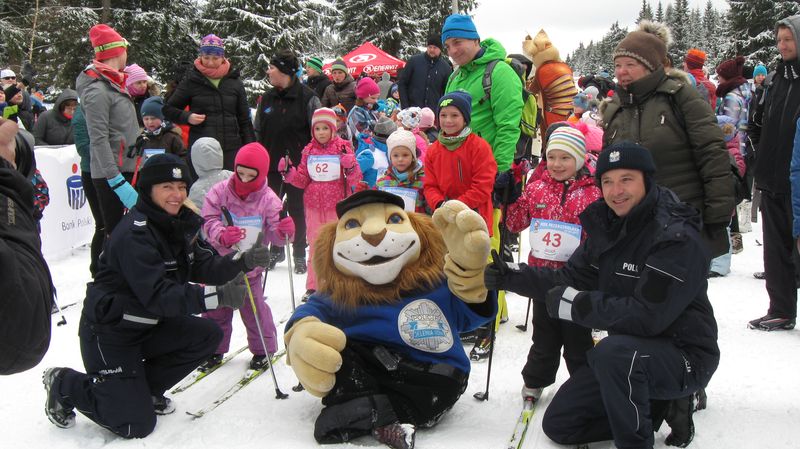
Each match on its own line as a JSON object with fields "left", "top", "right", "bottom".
{"left": 250, "top": 353, "right": 275, "bottom": 370}
{"left": 152, "top": 395, "right": 175, "bottom": 415}
{"left": 293, "top": 256, "right": 307, "bottom": 274}
{"left": 694, "top": 388, "right": 707, "bottom": 411}
{"left": 43, "top": 368, "right": 76, "bottom": 428}
{"left": 470, "top": 334, "right": 494, "bottom": 361}
{"left": 664, "top": 395, "right": 695, "bottom": 448}
{"left": 197, "top": 353, "right": 224, "bottom": 372}
{"left": 267, "top": 247, "right": 285, "bottom": 270}
{"left": 372, "top": 422, "right": 416, "bottom": 449}
{"left": 521, "top": 385, "right": 543, "bottom": 401}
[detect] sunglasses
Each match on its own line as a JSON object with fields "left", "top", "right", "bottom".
{"left": 2, "top": 76, "right": 15, "bottom": 80}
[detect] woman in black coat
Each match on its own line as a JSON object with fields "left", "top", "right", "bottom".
{"left": 162, "top": 34, "right": 255, "bottom": 171}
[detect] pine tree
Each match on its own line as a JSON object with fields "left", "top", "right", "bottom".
{"left": 727, "top": 0, "right": 800, "bottom": 66}
{"left": 666, "top": 0, "right": 690, "bottom": 67}
{"left": 702, "top": 0, "right": 722, "bottom": 66}
{"left": 335, "top": 0, "right": 426, "bottom": 59}
{"left": 425, "top": 0, "right": 478, "bottom": 39}
{"left": 687, "top": 7, "right": 704, "bottom": 54}
{"left": 655, "top": 1, "right": 664, "bottom": 22}
{"left": 637, "top": 0, "right": 654, "bottom": 24}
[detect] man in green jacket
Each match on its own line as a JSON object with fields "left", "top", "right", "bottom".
{"left": 441, "top": 14, "right": 523, "bottom": 355}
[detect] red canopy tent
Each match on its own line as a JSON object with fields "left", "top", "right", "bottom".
{"left": 322, "top": 41, "right": 406, "bottom": 78}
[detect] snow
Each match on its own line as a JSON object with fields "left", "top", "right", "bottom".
{"left": 4, "top": 220, "right": 800, "bottom": 448}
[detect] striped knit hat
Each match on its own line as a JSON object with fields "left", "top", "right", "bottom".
{"left": 311, "top": 107, "right": 338, "bottom": 134}
{"left": 306, "top": 56, "right": 324, "bottom": 73}
{"left": 331, "top": 58, "right": 348, "bottom": 73}
{"left": 546, "top": 127, "right": 586, "bottom": 170}
{"left": 200, "top": 34, "right": 225, "bottom": 56}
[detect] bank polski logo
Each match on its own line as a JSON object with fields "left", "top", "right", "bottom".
{"left": 349, "top": 53, "right": 377, "bottom": 64}
{"left": 66, "top": 163, "right": 86, "bottom": 210}
{"left": 398, "top": 299, "right": 453, "bottom": 353}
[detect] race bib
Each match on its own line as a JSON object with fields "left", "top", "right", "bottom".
{"left": 227, "top": 214, "right": 263, "bottom": 252}
{"left": 308, "top": 155, "right": 341, "bottom": 182}
{"left": 143, "top": 148, "right": 165, "bottom": 160}
{"left": 529, "top": 219, "right": 582, "bottom": 262}
{"left": 379, "top": 186, "right": 417, "bottom": 212}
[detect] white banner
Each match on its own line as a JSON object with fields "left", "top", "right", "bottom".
{"left": 35, "top": 145, "right": 94, "bottom": 259}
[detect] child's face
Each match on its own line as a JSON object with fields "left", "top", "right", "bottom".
{"left": 390, "top": 147, "right": 414, "bottom": 173}
{"left": 331, "top": 70, "right": 346, "bottom": 83}
{"left": 363, "top": 94, "right": 379, "bottom": 106}
{"left": 439, "top": 106, "right": 465, "bottom": 135}
{"left": 0, "top": 91, "right": 5, "bottom": 103}
{"left": 143, "top": 115, "right": 162, "bottom": 131}
{"left": 131, "top": 80, "right": 148, "bottom": 92}
{"left": 314, "top": 123, "right": 333, "bottom": 144}
{"left": 391, "top": 90, "right": 400, "bottom": 100}
{"left": 236, "top": 165, "right": 259, "bottom": 183}
{"left": 546, "top": 149, "right": 578, "bottom": 182}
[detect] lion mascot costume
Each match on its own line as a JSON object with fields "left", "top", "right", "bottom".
{"left": 523, "top": 29, "right": 579, "bottom": 136}
{"left": 284, "top": 190, "right": 496, "bottom": 449}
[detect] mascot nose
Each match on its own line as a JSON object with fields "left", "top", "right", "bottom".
{"left": 361, "top": 229, "right": 387, "bottom": 247}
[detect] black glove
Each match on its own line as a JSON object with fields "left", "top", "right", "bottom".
{"left": 545, "top": 285, "right": 585, "bottom": 321}
{"left": 492, "top": 171, "right": 522, "bottom": 207}
{"left": 241, "top": 233, "right": 269, "bottom": 270}
{"left": 215, "top": 272, "right": 246, "bottom": 309}
{"left": 483, "top": 248, "right": 522, "bottom": 291}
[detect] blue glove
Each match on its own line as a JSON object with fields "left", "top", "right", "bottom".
{"left": 107, "top": 174, "right": 138, "bottom": 209}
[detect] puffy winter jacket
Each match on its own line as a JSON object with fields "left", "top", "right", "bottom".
{"left": 716, "top": 83, "right": 751, "bottom": 156}
{"left": 505, "top": 170, "right": 601, "bottom": 268}
{"left": 347, "top": 103, "right": 378, "bottom": 139}
{"left": 71, "top": 105, "right": 91, "bottom": 173}
{"left": 285, "top": 135, "right": 361, "bottom": 208}
{"left": 75, "top": 65, "right": 140, "bottom": 179}
{"left": 321, "top": 73, "right": 357, "bottom": 112}
{"left": 601, "top": 68, "right": 734, "bottom": 257}
{"left": 423, "top": 133, "right": 497, "bottom": 232}
{"left": 306, "top": 74, "right": 331, "bottom": 99}
{"left": 188, "top": 137, "right": 232, "bottom": 209}
{"left": 375, "top": 161, "right": 428, "bottom": 213}
{"left": 162, "top": 65, "right": 255, "bottom": 170}
{"left": 32, "top": 89, "right": 77, "bottom": 146}
{"left": 398, "top": 52, "right": 452, "bottom": 110}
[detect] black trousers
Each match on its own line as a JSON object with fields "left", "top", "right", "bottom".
{"left": 267, "top": 171, "right": 306, "bottom": 256}
{"left": 81, "top": 171, "right": 104, "bottom": 277}
{"left": 521, "top": 301, "right": 593, "bottom": 388}
{"left": 760, "top": 191, "right": 798, "bottom": 318}
{"left": 314, "top": 342, "right": 467, "bottom": 444}
{"left": 56, "top": 316, "right": 221, "bottom": 438}
{"left": 91, "top": 172, "right": 133, "bottom": 239}
{"left": 542, "top": 335, "right": 704, "bottom": 449}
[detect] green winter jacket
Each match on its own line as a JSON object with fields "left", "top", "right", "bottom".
{"left": 445, "top": 38, "right": 522, "bottom": 172}
{"left": 601, "top": 68, "right": 734, "bottom": 257}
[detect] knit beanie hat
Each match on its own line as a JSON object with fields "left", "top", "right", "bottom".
{"left": 685, "top": 48, "right": 707, "bottom": 70}
{"left": 753, "top": 64, "right": 768, "bottom": 78}
{"left": 232, "top": 142, "right": 269, "bottom": 198}
{"left": 583, "top": 86, "right": 600, "bottom": 101}
{"left": 355, "top": 76, "right": 380, "bottom": 99}
{"left": 441, "top": 14, "right": 480, "bottom": 45}
{"left": 311, "top": 107, "right": 338, "bottom": 133}
{"left": 716, "top": 56, "right": 745, "bottom": 80}
{"left": 200, "top": 34, "right": 225, "bottom": 57}
{"left": 387, "top": 130, "right": 418, "bottom": 160}
{"left": 306, "top": 56, "right": 324, "bottom": 73}
{"left": 140, "top": 96, "right": 164, "bottom": 119}
{"left": 595, "top": 142, "right": 656, "bottom": 183}
{"left": 419, "top": 107, "right": 435, "bottom": 129}
{"left": 137, "top": 153, "right": 193, "bottom": 194}
{"left": 427, "top": 34, "right": 443, "bottom": 50}
{"left": 398, "top": 107, "right": 422, "bottom": 129}
{"left": 331, "top": 58, "right": 348, "bottom": 74}
{"left": 90, "top": 24, "right": 128, "bottom": 60}
{"left": 438, "top": 91, "right": 472, "bottom": 125}
{"left": 124, "top": 64, "right": 148, "bottom": 87}
{"left": 546, "top": 127, "right": 587, "bottom": 170}
{"left": 573, "top": 92, "right": 589, "bottom": 110}
{"left": 271, "top": 50, "right": 300, "bottom": 77}
{"left": 374, "top": 116, "right": 398, "bottom": 138}
{"left": 613, "top": 21, "right": 671, "bottom": 72}
{"left": 571, "top": 121, "right": 604, "bottom": 153}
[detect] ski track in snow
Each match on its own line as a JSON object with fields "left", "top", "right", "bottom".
{"left": 5, "top": 220, "right": 800, "bottom": 448}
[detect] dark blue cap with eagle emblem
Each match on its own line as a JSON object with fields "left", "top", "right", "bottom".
{"left": 336, "top": 189, "right": 406, "bottom": 218}
{"left": 136, "top": 153, "right": 193, "bottom": 193}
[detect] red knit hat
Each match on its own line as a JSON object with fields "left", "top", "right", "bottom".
{"left": 716, "top": 56, "right": 745, "bottom": 80}
{"left": 232, "top": 142, "right": 270, "bottom": 198}
{"left": 685, "top": 48, "right": 707, "bottom": 70}
{"left": 89, "top": 24, "right": 128, "bottom": 60}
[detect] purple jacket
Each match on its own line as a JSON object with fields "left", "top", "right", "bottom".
{"left": 202, "top": 178, "right": 284, "bottom": 277}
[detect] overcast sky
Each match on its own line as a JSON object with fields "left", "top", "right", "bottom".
{"left": 471, "top": 0, "right": 730, "bottom": 61}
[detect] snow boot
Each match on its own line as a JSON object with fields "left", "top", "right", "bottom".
{"left": 693, "top": 388, "right": 707, "bottom": 411}
{"left": 748, "top": 314, "right": 796, "bottom": 331}
{"left": 664, "top": 395, "right": 695, "bottom": 448}
{"left": 198, "top": 353, "right": 223, "bottom": 372}
{"left": 294, "top": 256, "right": 307, "bottom": 274}
{"left": 152, "top": 395, "right": 175, "bottom": 415}
{"left": 42, "top": 367, "right": 76, "bottom": 428}
{"left": 372, "top": 422, "right": 416, "bottom": 449}
{"left": 268, "top": 247, "right": 285, "bottom": 270}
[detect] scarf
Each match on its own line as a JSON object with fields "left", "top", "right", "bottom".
{"left": 91, "top": 59, "right": 128, "bottom": 89}
{"left": 194, "top": 57, "right": 231, "bottom": 80}
{"left": 437, "top": 127, "right": 471, "bottom": 151}
{"left": 128, "top": 84, "right": 147, "bottom": 97}
{"left": 391, "top": 167, "right": 409, "bottom": 182}
{"left": 715, "top": 76, "right": 747, "bottom": 99}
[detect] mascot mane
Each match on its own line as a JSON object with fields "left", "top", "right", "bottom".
{"left": 313, "top": 213, "right": 447, "bottom": 309}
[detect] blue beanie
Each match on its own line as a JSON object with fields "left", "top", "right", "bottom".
{"left": 438, "top": 91, "right": 472, "bottom": 125}
{"left": 753, "top": 64, "right": 768, "bottom": 78}
{"left": 140, "top": 96, "right": 164, "bottom": 120}
{"left": 441, "top": 14, "right": 480, "bottom": 45}
{"left": 573, "top": 92, "right": 589, "bottom": 110}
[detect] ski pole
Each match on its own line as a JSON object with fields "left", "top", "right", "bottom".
{"left": 244, "top": 276, "right": 288, "bottom": 400}
{"left": 283, "top": 206, "right": 296, "bottom": 312}
{"left": 52, "top": 288, "right": 67, "bottom": 326}
{"left": 516, "top": 298, "right": 532, "bottom": 332}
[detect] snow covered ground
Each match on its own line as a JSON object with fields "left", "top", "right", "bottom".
{"left": 4, "top": 219, "right": 800, "bottom": 448}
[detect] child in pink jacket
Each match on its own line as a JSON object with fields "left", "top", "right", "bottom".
{"left": 201, "top": 142, "right": 295, "bottom": 370}
{"left": 279, "top": 108, "right": 362, "bottom": 301}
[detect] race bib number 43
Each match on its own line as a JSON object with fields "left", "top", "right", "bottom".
{"left": 529, "top": 219, "right": 582, "bottom": 262}
{"left": 308, "top": 155, "right": 341, "bottom": 182}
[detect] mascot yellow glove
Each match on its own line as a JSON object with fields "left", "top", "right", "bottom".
{"left": 432, "top": 200, "right": 491, "bottom": 303}
{"left": 284, "top": 316, "right": 347, "bottom": 397}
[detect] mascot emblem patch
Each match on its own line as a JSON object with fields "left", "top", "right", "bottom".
{"left": 398, "top": 299, "right": 453, "bottom": 353}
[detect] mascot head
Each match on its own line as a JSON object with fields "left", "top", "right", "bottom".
{"left": 523, "top": 29, "right": 561, "bottom": 68}
{"left": 313, "top": 190, "right": 446, "bottom": 308}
